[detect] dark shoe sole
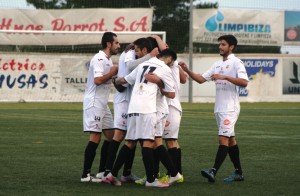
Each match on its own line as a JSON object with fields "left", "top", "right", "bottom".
{"left": 201, "top": 170, "right": 215, "bottom": 183}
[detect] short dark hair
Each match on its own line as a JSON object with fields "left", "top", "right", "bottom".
{"left": 101, "top": 32, "right": 117, "bottom": 49}
{"left": 133, "top": 38, "right": 152, "bottom": 53}
{"left": 218, "top": 34, "right": 238, "bottom": 51}
{"left": 146, "top": 37, "right": 160, "bottom": 52}
{"left": 159, "top": 48, "right": 177, "bottom": 61}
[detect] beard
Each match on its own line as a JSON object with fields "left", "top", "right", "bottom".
{"left": 110, "top": 48, "right": 118, "bottom": 55}
{"left": 219, "top": 50, "right": 229, "bottom": 57}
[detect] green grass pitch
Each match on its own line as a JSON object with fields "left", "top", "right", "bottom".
{"left": 0, "top": 102, "right": 299, "bottom": 195}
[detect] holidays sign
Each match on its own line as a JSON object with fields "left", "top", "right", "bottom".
{"left": 0, "top": 8, "right": 153, "bottom": 45}
{"left": 193, "top": 9, "right": 284, "bottom": 46}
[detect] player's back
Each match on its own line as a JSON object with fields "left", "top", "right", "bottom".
{"left": 126, "top": 57, "right": 173, "bottom": 114}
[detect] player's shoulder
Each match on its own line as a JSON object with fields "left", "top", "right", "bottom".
{"left": 229, "top": 54, "right": 243, "bottom": 64}
{"left": 92, "top": 51, "right": 107, "bottom": 62}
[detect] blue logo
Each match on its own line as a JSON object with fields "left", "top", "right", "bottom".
{"left": 205, "top": 11, "right": 224, "bottom": 32}
{"left": 205, "top": 11, "right": 271, "bottom": 33}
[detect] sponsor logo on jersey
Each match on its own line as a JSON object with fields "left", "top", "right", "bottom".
{"left": 223, "top": 119, "right": 230, "bottom": 125}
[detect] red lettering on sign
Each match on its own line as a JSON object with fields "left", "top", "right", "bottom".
{"left": 0, "top": 58, "right": 46, "bottom": 71}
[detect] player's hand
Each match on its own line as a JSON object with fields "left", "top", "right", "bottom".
{"left": 110, "top": 66, "right": 118, "bottom": 76}
{"left": 112, "top": 77, "right": 126, "bottom": 92}
{"left": 151, "top": 34, "right": 161, "bottom": 40}
{"left": 211, "top": 74, "right": 226, "bottom": 81}
{"left": 178, "top": 61, "right": 189, "bottom": 72}
{"left": 144, "top": 72, "right": 161, "bottom": 84}
{"left": 150, "top": 47, "right": 159, "bottom": 57}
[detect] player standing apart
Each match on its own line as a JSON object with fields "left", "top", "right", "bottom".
{"left": 81, "top": 32, "right": 120, "bottom": 182}
{"left": 179, "top": 35, "right": 248, "bottom": 183}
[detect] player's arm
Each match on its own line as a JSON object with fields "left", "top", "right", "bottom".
{"left": 145, "top": 73, "right": 175, "bottom": 99}
{"left": 94, "top": 66, "right": 118, "bottom": 85}
{"left": 124, "top": 43, "right": 134, "bottom": 53}
{"left": 179, "top": 66, "right": 188, "bottom": 84}
{"left": 211, "top": 74, "right": 248, "bottom": 87}
{"left": 151, "top": 35, "right": 167, "bottom": 51}
{"left": 178, "top": 61, "right": 206, "bottom": 84}
{"left": 145, "top": 72, "right": 164, "bottom": 88}
{"left": 160, "top": 89, "right": 175, "bottom": 99}
{"left": 127, "top": 48, "right": 159, "bottom": 71}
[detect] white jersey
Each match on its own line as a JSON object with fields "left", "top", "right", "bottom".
{"left": 156, "top": 92, "right": 169, "bottom": 114}
{"left": 167, "top": 61, "right": 182, "bottom": 112}
{"left": 202, "top": 54, "right": 249, "bottom": 113}
{"left": 124, "top": 49, "right": 136, "bottom": 63}
{"left": 83, "top": 50, "right": 113, "bottom": 110}
{"left": 125, "top": 57, "right": 175, "bottom": 114}
{"left": 113, "top": 51, "right": 133, "bottom": 103}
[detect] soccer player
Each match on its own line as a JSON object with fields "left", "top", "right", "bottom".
{"left": 100, "top": 38, "right": 159, "bottom": 185}
{"left": 163, "top": 61, "right": 187, "bottom": 179}
{"left": 179, "top": 35, "right": 248, "bottom": 183}
{"left": 80, "top": 32, "right": 120, "bottom": 182}
{"left": 145, "top": 42, "right": 188, "bottom": 183}
{"left": 110, "top": 49, "right": 179, "bottom": 188}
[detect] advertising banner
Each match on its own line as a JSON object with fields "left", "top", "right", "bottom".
{"left": 0, "top": 53, "right": 118, "bottom": 102}
{"left": 240, "top": 59, "right": 278, "bottom": 96}
{"left": 283, "top": 60, "right": 300, "bottom": 94}
{"left": 284, "top": 11, "right": 300, "bottom": 45}
{"left": 0, "top": 8, "right": 153, "bottom": 45}
{"left": 193, "top": 9, "right": 284, "bottom": 46}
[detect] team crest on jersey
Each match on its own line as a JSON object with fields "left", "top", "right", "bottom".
{"left": 226, "top": 65, "right": 230, "bottom": 69}
{"left": 223, "top": 119, "right": 230, "bottom": 125}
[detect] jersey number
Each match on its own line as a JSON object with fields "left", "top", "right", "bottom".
{"left": 139, "top": 66, "right": 157, "bottom": 84}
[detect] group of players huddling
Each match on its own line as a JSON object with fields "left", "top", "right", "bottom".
{"left": 80, "top": 32, "right": 248, "bottom": 188}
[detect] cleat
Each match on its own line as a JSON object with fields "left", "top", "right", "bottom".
{"left": 158, "top": 174, "right": 169, "bottom": 183}
{"left": 168, "top": 173, "right": 183, "bottom": 184}
{"left": 95, "top": 172, "right": 104, "bottom": 179}
{"left": 105, "top": 173, "right": 122, "bottom": 186}
{"left": 224, "top": 171, "right": 244, "bottom": 182}
{"left": 177, "top": 175, "right": 184, "bottom": 183}
{"left": 201, "top": 169, "right": 216, "bottom": 183}
{"left": 135, "top": 176, "right": 146, "bottom": 185}
{"left": 145, "top": 179, "right": 169, "bottom": 188}
{"left": 81, "top": 173, "right": 102, "bottom": 183}
{"left": 120, "top": 174, "right": 141, "bottom": 183}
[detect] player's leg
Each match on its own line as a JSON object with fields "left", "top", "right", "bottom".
{"left": 121, "top": 144, "right": 141, "bottom": 182}
{"left": 81, "top": 107, "right": 103, "bottom": 182}
{"left": 166, "top": 139, "right": 180, "bottom": 173}
{"left": 97, "top": 106, "right": 114, "bottom": 177}
{"left": 109, "top": 114, "right": 137, "bottom": 181}
{"left": 103, "top": 129, "right": 126, "bottom": 176}
{"left": 201, "top": 112, "right": 232, "bottom": 182}
{"left": 223, "top": 137, "right": 244, "bottom": 182}
{"left": 164, "top": 107, "right": 183, "bottom": 177}
{"left": 224, "top": 111, "right": 244, "bottom": 182}
{"left": 137, "top": 113, "right": 168, "bottom": 187}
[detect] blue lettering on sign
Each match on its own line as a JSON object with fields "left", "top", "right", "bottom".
{"left": 239, "top": 59, "right": 278, "bottom": 96}
{"left": 205, "top": 11, "right": 271, "bottom": 33}
{"left": 0, "top": 74, "right": 48, "bottom": 89}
